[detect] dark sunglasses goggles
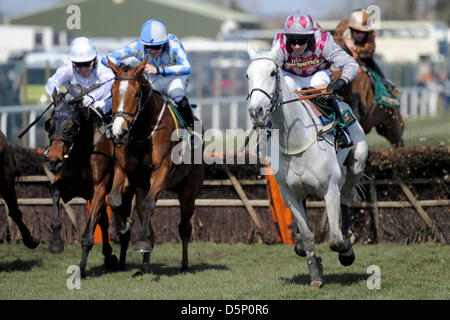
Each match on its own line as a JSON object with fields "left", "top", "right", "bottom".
{"left": 72, "top": 59, "right": 95, "bottom": 68}
{"left": 286, "top": 36, "right": 311, "bottom": 46}
{"left": 144, "top": 44, "right": 164, "bottom": 51}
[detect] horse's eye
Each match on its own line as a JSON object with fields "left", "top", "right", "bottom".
{"left": 44, "top": 119, "right": 53, "bottom": 132}
{"left": 69, "top": 120, "right": 79, "bottom": 132}
{"left": 245, "top": 73, "right": 248, "bottom": 79}
{"left": 270, "top": 71, "right": 276, "bottom": 77}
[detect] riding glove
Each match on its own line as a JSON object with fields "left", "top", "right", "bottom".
{"left": 82, "top": 95, "right": 95, "bottom": 107}
{"left": 326, "top": 79, "right": 347, "bottom": 93}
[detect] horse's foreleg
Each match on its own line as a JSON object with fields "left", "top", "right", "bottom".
{"left": 325, "top": 182, "right": 345, "bottom": 249}
{"left": 0, "top": 184, "right": 39, "bottom": 249}
{"left": 280, "top": 184, "right": 323, "bottom": 288}
{"left": 325, "top": 182, "right": 355, "bottom": 266}
{"left": 80, "top": 182, "right": 109, "bottom": 278}
{"left": 177, "top": 163, "right": 204, "bottom": 273}
{"left": 49, "top": 182, "right": 64, "bottom": 253}
{"left": 134, "top": 158, "right": 170, "bottom": 276}
{"left": 378, "top": 108, "right": 405, "bottom": 148}
{"left": 108, "top": 164, "right": 127, "bottom": 211}
{"left": 98, "top": 206, "right": 118, "bottom": 272}
{"left": 117, "top": 190, "right": 134, "bottom": 271}
{"left": 178, "top": 195, "right": 194, "bottom": 272}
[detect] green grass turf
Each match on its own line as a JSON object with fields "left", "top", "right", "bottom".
{"left": 0, "top": 242, "right": 448, "bottom": 300}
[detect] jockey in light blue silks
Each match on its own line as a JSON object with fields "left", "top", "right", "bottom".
{"left": 101, "top": 19, "right": 195, "bottom": 129}
{"left": 45, "top": 37, "right": 114, "bottom": 117}
{"left": 273, "top": 10, "right": 359, "bottom": 148}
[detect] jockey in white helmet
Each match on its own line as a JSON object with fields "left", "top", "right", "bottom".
{"left": 45, "top": 37, "right": 114, "bottom": 117}
{"left": 273, "top": 10, "right": 359, "bottom": 148}
{"left": 101, "top": 19, "right": 195, "bottom": 129}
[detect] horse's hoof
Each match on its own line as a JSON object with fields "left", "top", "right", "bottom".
{"left": 307, "top": 256, "right": 324, "bottom": 287}
{"left": 132, "top": 271, "right": 144, "bottom": 278}
{"left": 339, "top": 251, "right": 355, "bottom": 266}
{"left": 294, "top": 243, "right": 306, "bottom": 257}
{"left": 49, "top": 240, "right": 64, "bottom": 254}
{"left": 134, "top": 241, "right": 153, "bottom": 253}
{"left": 105, "top": 254, "right": 119, "bottom": 271}
{"left": 24, "top": 237, "right": 40, "bottom": 249}
{"left": 180, "top": 265, "right": 189, "bottom": 273}
{"left": 310, "top": 280, "right": 323, "bottom": 289}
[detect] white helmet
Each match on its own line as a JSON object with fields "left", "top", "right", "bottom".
{"left": 283, "top": 10, "right": 315, "bottom": 35}
{"left": 70, "top": 37, "right": 97, "bottom": 63}
{"left": 140, "top": 19, "right": 168, "bottom": 46}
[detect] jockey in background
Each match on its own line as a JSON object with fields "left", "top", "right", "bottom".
{"left": 101, "top": 19, "right": 195, "bottom": 130}
{"left": 334, "top": 8, "right": 391, "bottom": 84}
{"left": 272, "top": 10, "right": 359, "bottom": 148}
{"left": 45, "top": 37, "right": 114, "bottom": 118}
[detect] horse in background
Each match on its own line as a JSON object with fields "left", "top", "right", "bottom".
{"left": 246, "top": 43, "right": 368, "bottom": 288}
{"left": 44, "top": 89, "right": 131, "bottom": 278}
{"left": 332, "top": 37, "right": 405, "bottom": 148}
{"left": 0, "top": 130, "right": 39, "bottom": 249}
{"left": 106, "top": 58, "right": 204, "bottom": 277}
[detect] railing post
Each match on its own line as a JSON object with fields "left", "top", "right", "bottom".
{"left": 29, "top": 111, "right": 37, "bottom": 148}
{"left": 0, "top": 113, "right": 8, "bottom": 137}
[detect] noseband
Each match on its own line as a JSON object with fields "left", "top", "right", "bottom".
{"left": 247, "top": 57, "right": 281, "bottom": 113}
{"left": 112, "top": 76, "right": 152, "bottom": 136}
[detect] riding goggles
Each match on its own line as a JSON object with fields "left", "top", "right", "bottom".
{"left": 286, "top": 36, "right": 310, "bottom": 46}
{"left": 144, "top": 44, "right": 164, "bottom": 51}
{"left": 72, "top": 59, "right": 95, "bottom": 68}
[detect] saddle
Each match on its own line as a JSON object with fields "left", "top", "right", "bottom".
{"left": 159, "top": 94, "right": 187, "bottom": 141}
{"left": 297, "top": 91, "right": 356, "bottom": 133}
{"left": 361, "top": 65, "right": 401, "bottom": 108}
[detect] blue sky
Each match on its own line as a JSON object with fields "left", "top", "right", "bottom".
{"left": 0, "top": 0, "right": 370, "bottom": 20}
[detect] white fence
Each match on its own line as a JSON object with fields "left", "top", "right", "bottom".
{"left": 0, "top": 87, "right": 445, "bottom": 148}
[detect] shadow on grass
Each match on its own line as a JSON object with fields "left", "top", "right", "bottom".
{"left": 85, "top": 261, "right": 229, "bottom": 279}
{"left": 282, "top": 272, "right": 367, "bottom": 287}
{"left": 0, "top": 259, "right": 42, "bottom": 272}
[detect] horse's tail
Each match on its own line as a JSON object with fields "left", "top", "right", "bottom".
{"left": 352, "top": 173, "right": 370, "bottom": 202}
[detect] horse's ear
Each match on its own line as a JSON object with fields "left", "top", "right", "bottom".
{"left": 52, "top": 88, "right": 58, "bottom": 104}
{"left": 134, "top": 56, "right": 148, "bottom": 75}
{"left": 247, "top": 42, "right": 258, "bottom": 59}
{"left": 270, "top": 40, "right": 281, "bottom": 56}
{"left": 107, "top": 57, "right": 120, "bottom": 75}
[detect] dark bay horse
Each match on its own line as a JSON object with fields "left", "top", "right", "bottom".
{"left": 0, "top": 130, "right": 39, "bottom": 249}
{"left": 106, "top": 58, "right": 204, "bottom": 276}
{"left": 45, "top": 89, "right": 132, "bottom": 278}
{"left": 333, "top": 38, "right": 405, "bottom": 148}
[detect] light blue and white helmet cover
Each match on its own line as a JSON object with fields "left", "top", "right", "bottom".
{"left": 140, "top": 19, "right": 168, "bottom": 46}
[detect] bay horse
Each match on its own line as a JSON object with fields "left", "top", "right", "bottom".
{"left": 45, "top": 89, "right": 132, "bottom": 278}
{"left": 106, "top": 58, "right": 204, "bottom": 277}
{"left": 0, "top": 130, "right": 39, "bottom": 249}
{"left": 246, "top": 42, "right": 368, "bottom": 288}
{"left": 332, "top": 37, "right": 405, "bottom": 148}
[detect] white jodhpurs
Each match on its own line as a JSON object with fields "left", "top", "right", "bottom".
{"left": 146, "top": 74, "right": 188, "bottom": 102}
{"left": 282, "top": 69, "right": 332, "bottom": 90}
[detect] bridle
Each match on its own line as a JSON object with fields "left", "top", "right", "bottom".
{"left": 111, "top": 75, "right": 152, "bottom": 139}
{"left": 246, "top": 57, "right": 281, "bottom": 113}
{"left": 45, "top": 102, "right": 81, "bottom": 160}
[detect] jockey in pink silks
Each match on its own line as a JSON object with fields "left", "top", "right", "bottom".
{"left": 272, "top": 10, "right": 359, "bottom": 148}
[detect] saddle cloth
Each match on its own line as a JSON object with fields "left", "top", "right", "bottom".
{"left": 364, "top": 67, "right": 401, "bottom": 108}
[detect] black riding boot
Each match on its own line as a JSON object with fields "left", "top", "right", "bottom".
{"left": 176, "top": 96, "right": 195, "bottom": 130}
{"left": 328, "top": 98, "right": 353, "bottom": 149}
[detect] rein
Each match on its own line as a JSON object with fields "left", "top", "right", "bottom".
{"left": 247, "top": 56, "right": 337, "bottom": 154}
